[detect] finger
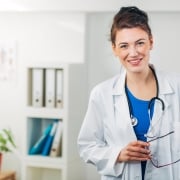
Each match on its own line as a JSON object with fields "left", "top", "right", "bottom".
{"left": 126, "top": 150, "right": 150, "bottom": 158}
{"left": 131, "top": 140, "right": 150, "bottom": 148}
{"left": 127, "top": 144, "right": 150, "bottom": 154}
{"left": 128, "top": 156, "right": 150, "bottom": 161}
{"left": 117, "top": 147, "right": 150, "bottom": 162}
{"left": 125, "top": 150, "right": 151, "bottom": 161}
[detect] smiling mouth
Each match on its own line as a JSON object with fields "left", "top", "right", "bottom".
{"left": 128, "top": 58, "right": 142, "bottom": 65}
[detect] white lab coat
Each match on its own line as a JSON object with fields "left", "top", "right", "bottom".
{"left": 77, "top": 66, "right": 180, "bottom": 180}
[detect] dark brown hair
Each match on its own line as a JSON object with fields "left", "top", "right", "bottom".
{"left": 110, "top": 6, "right": 152, "bottom": 45}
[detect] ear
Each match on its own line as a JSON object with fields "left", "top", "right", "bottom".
{"left": 112, "top": 43, "right": 118, "bottom": 56}
{"left": 149, "top": 36, "right": 153, "bottom": 50}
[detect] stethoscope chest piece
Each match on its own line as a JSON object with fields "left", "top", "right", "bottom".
{"left": 131, "top": 116, "right": 138, "bottom": 126}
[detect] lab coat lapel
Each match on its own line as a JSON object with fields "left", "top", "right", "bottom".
{"left": 112, "top": 69, "right": 137, "bottom": 143}
{"left": 151, "top": 71, "right": 173, "bottom": 126}
{"left": 147, "top": 69, "right": 173, "bottom": 134}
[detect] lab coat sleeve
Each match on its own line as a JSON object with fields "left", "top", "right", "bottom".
{"left": 77, "top": 87, "right": 125, "bottom": 177}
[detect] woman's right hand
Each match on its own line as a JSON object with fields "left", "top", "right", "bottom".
{"left": 117, "top": 141, "right": 151, "bottom": 162}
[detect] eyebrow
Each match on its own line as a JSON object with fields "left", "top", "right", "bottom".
{"left": 117, "top": 38, "right": 146, "bottom": 46}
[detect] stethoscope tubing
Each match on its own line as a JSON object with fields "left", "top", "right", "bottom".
{"left": 125, "top": 65, "right": 165, "bottom": 126}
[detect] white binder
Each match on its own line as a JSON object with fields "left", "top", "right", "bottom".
{"left": 55, "top": 69, "right": 63, "bottom": 108}
{"left": 32, "top": 68, "right": 44, "bottom": 107}
{"left": 45, "top": 69, "right": 56, "bottom": 108}
{"left": 50, "top": 120, "right": 63, "bottom": 157}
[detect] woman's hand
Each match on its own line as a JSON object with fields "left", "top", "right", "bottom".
{"left": 117, "top": 141, "right": 151, "bottom": 162}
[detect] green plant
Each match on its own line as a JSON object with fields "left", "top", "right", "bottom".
{"left": 0, "top": 128, "right": 16, "bottom": 153}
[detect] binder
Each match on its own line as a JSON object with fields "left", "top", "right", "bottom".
{"left": 45, "top": 69, "right": 56, "bottom": 108}
{"left": 29, "top": 124, "right": 52, "bottom": 155}
{"left": 49, "top": 120, "right": 63, "bottom": 157}
{"left": 32, "top": 68, "right": 44, "bottom": 107}
{"left": 55, "top": 69, "right": 63, "bottom": 108}
{"left": 41, "top": 119, "right": 58, "bottom": 156}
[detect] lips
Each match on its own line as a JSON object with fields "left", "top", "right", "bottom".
{"left": 128, "top": 58, "right": 142, "bottom": 66}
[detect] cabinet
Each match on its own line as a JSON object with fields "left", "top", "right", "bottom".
{"left": 23, "top": 63, "right": 87, "bottom": 180}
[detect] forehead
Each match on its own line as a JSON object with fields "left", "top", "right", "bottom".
{"left": 115, "top": 27, "right": 150, "bottom": 43}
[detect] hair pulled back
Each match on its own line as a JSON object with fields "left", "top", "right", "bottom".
{"left": 110, "top": 6, "right": 152, "bottom": 45}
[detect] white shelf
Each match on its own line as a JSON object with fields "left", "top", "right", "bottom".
{"left": 26, "top": 107, "right": 65, "bottom": 119}
{"left": 23, "top": 63, "right": 87, "bottom": 180}
{"left": 25, "top": 155, "right": 65, "bottom": 169}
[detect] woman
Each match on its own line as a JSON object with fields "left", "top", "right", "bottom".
{"left": 78, "top": 6, "right": 180, "bottom": 180}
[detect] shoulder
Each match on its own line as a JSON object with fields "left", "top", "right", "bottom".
{"left": 151, "top": 64, "right": 180, "bottom": 82}
{"left": 157, "top": 69, "right": 180, "bottom": 93}
{"left": 89, "top": 75, "right": 119, "bottom": 100}
{"left": 158, "top": 70, "right": 180, "bottom": 83}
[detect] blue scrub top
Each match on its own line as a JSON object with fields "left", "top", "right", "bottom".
{"left": 125, "top": 86, "right": 154, "bottom": 180}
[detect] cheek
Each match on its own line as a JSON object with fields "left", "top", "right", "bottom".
{"left": 139, "top": 46, "right": 151, "bottom": 56}
{"left": 117, "top": 51, "right": 128, "bottom": 61}
{"left": 113, "top": 46, "right": 128, "bottom": 60}
{"left": 118, "top": 54, "right": 129, "bottom": 66}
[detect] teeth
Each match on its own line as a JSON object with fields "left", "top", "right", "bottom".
{"left": 131, "top": 60, "right": 139, "bottom": 62}
{"left": 129, "top": 59, "right": 141, "bottom": 65}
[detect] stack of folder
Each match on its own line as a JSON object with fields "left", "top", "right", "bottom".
{"left": 29, "top": 119, "right": 63, "bottom": 157}
{"left": 32, "top": 68, "right": 63, "bottom": 108}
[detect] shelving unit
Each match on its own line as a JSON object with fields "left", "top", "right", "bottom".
{"left": 22, "top": 63, "right": 87, "bottom": 180}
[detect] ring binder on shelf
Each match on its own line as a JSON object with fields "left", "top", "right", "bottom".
{"left": 50, "top": 120, "right": 63, "bottom": 157}
{"left": 42, "top": 119, "right": 58, "bottom": 156}
{"left": 32, "top": 68, "right": 44, "bottom": 107}
{"left": 55, "top": 69, "right": 63, "bottom": 108}
{"left": 45, "top": 69, "right": 56, "bottom": 108}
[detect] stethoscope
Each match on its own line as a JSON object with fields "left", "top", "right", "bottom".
{"left": 125, "top": 66, "right": 165, "bottom": 127}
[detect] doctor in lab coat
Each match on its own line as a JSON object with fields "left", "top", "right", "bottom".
{"left": 78, "top": 6, "right": 180, "bottom": 180}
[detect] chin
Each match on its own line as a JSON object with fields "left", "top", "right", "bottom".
{"left": 128, "top": 62, "right": 148, "bottom": 73}
{"left": 128, "top": 66, "right": 144, "bottom": 73}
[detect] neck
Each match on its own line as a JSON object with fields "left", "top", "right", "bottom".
{"left": 126, "top": 66, "right": 153, "bottom": 85}
{"left": 126, "top": 66, "right": 157, "bottom": 100}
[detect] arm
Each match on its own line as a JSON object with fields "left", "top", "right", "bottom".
{"left": 77, "top": 87, "right": 125, "bottom": 177}
{"left": 77, "top": 87, "right": 151, "bottom": 177}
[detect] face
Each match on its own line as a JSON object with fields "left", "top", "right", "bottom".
{"left": 112, "top": 27, "right": 153, "bottom": 73}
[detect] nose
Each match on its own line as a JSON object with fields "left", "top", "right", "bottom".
{"left": 128, "top": 46, "right": 138, "bottom": 56}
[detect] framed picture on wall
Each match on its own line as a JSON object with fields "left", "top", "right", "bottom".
{"left": 0, "top": 40, "right": 17, "bottom": 82}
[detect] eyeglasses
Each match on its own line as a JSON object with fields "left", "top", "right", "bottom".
{"left": 144, "top": 96, "right": 180, "bottom": 168}
{"left": 146, "top": 130, "right": 180, "bottom": 168}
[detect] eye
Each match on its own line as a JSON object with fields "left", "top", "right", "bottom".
{"left": 137, "top": 41, "right": 145, "bottom": 46}
{"left": 119, "top": 44, "right": 128, "bottom": 49}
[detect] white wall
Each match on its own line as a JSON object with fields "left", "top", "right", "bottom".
{"left": 1, "top": 0, "right": 180, "bottom": 12}
{"left": 150, "top": 12, "right": 180, "bottom": 72}
{"left": 0, "top": 12, "right": 85, "bottom": 180}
